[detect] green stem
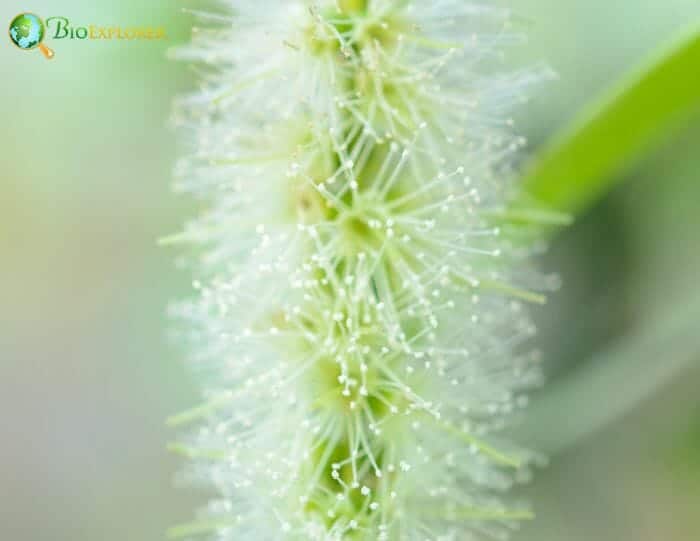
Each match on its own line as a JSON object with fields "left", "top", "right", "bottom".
{"left": 339, "top": 0, "right": 367, "bottom": 14}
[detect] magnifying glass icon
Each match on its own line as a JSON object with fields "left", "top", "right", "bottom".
{"left": 9, "top": 13, "right": 55, "bottom": 59}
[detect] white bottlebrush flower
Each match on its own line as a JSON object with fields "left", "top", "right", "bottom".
{"left": 169, "top": 1, "right": 555, "bottom": 540}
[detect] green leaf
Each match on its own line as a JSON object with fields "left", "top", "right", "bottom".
{"left": 520, "top": 22, "right": 700, "bottom": 218}
{"left": 517, "top": 292, "right": 700, "bottom": 454}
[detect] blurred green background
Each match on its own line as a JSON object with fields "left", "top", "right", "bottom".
{"left": 1, "top": 2, "right": 698, "bottom": 540}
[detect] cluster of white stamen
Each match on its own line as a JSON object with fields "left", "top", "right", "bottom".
{"left": 169, "top": 1, "right": 554, "bottom": 540}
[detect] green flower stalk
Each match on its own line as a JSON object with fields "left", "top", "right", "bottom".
{"left": 169, "top": 1, "right": 553, "bottom": 539}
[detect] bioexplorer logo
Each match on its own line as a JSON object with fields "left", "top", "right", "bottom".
{"left": 9, "top": 12, "right": 167, "bottom": 59}
{"left": 9, "top": 13, "right": 54, "bottom": 58}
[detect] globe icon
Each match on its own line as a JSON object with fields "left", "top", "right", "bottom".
{"left": 9, "top": 13, "right": 54, "bottom": 59}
